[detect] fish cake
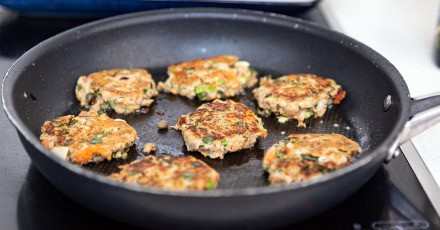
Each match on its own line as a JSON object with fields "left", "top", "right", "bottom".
{"left": 109, "top": 155, "right": 220, "bottom": 191}
{"left": 40, "top": 110, "right": 138, "bottom": 165}
{"left": 158, "top": 55, "right": 258, "bottom": 101}
{"left": 76, "top": 68, "right": 158, "bottom": 114}
{"left": 176, "top": 99, "right": 267, "bottom": 159}
{"left": 253, "top": 74, "right": 346, "bottom": 127}
{"left": 263, "top": 134, "right": 361, "bottom": 185}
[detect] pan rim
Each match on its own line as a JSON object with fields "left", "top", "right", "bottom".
{"left": 1, "top": 7, "right": 411, "bottom": 197}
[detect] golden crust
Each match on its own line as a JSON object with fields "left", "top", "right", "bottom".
{"left": 40, "top": 110, "right": 138, "bottom": 165}
{"left": 263, "top": 134, "right": 361, "bottom": 185}
{"left": 253, "top": 74, "right": 346, "bottom": 127}
{"left": 76, "top": 69, "right": 158, "bottom": 114}
{"left": 158, "top": 55, "right": 258, "bottom": 101}
{"left": 109, "top": 155, "right": 220, "bottom": 191}
{"left": 176, "top": 99, "right": 267, "bottom": 159}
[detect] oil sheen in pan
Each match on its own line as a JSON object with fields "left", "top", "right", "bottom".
{"left": 76, "top": 68, "right": 358, "bottom": 189}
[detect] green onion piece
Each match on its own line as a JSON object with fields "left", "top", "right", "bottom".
{"left": 76, "top": 84, "right": 82, "bottom": 91}
{"left": 194, "top": 119, "right": 201, "bottom": 126}
{"left": 221, "top": 140, "right": 228, "bottom": 147}
{"left": 276, "top": 150, "right": 285, "bottom": 158}
{"left": 202, "top": 135, "right": 215, "bottom": 144}
{"left": 69, "top": 119, "right": 77, "bottom": 126}
{"left": 207, "top": 181, "right": 216, "bottom": 190}
{"left": 196, "top": 91, "right": 208, "bottom": 100}
{"left": 89, "top": 138, "right": 102, "bottom": 144}
{"left": 301, "top": 154, "right": 319, "bottom": 162}
{"left": 238, "top": 75, "right": 248, "bottom": 83}
{"left": 93, "top": 131, "right": 105, "bottom": 136}
{"left": 195, "top": 85, "right": 216, "bottom": 100}
{"left": 305, "top": 110, "right": 314, "bottom": 119}
{"left": 218, "top": 80, "right": 226, "bottom": 86}
{"left": 94, "top": 89, "right": 101, "bottom": 96}
{"left": 182, "top": 172, "right": 196, "bottom": 180}
{"left": 97, "top": 109, "right": 105, "bottom": 115}
{"left": 108, "top": 100, "right": 114, "bottom": 107}
{"left": 278, "top": 116, "right": 289, "bottom": 123}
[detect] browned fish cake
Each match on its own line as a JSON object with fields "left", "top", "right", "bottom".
{"left": 158, "top": 55, "right": 258, "bottom": 101}
{"left": 40, "top": 110, "right": 138, "bottom": 165}
{"left": 263, "top": 134, "right": 361, "bottom": 185}
{"left": 76, "top": 68, "right": 158, "bottom": 114}
{"left": 176, "top": 99, "right": 267, "bottom": 159}
{"left": 253, "top": 74, "right": 346, "bottom": 127}
{"left": 109, "top": 155, "right": 220, "bottom": 191}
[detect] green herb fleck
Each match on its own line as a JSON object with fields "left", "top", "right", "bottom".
{"left": 111, "top": 152, "right": 117, "bottom": 158}
{"left": 108, "top": 100, "right": 114, "bottom": 107}
{"left": 89, "top": 138, "right": 102, "bottom": 144}
{"left": 301, "top": 154, "right": 319, "bottom": 162}
{"left": 69, "top": 119, "right": 77, "bottom": 126}
{"left": 221, "top": 140, "right": 228, "bottom": 147}
{"left": 218, "top": 80, "right": 226, "bottom": 86}
{"left": 182, "top": 172, "right": 196, "bottom": 180}
{"left": 94, "top": 89, "right": 101, "bottom": 96}
{"left": 276, "top": 150, "right": 285, "bottom": 158}
{"left": 76, "top": 84, "right": 82, "bottom": 91}
{"left": 207, "top": 181, "right": 216, "bottom": 190}
{"left": 202, "top": 135, "right": 215, "bottom": 144}
{"left": 97, "top": 109, "right": 106, "bottom": 115}
{"left": 194, "top": 119, "right": 201, "bottom": 126}
{"left": 184, "top": 67, "right": 195, "bottom": 72}
{"left": 93, "top": 131, "right": 105, "bottom": 136}
{"left": 143, "top": 88, "right": 148, "bottom": 94}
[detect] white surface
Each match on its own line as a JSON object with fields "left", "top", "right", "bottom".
{"left": 322, "top": 0, "right": 440, "bottom": 186}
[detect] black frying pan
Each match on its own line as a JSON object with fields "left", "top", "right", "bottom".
{"left": 3, "top": 8, "right": 440, "bottom": 229}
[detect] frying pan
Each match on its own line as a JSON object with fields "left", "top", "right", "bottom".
{"left": 2, "top": 8, "right": 440, "bottom": 229}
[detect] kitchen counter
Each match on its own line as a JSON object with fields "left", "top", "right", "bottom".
{"left": 322, "top": 0, "right": 440, "bottom": 211}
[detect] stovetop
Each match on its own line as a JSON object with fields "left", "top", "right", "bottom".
{"left": 0, "top": 6, "right": 439, "bottom": 230}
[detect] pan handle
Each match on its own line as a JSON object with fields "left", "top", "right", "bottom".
{"left": 387, "top": 94, "right": 440, "bottom": 161}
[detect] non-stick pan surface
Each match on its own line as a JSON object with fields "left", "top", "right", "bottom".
{"left": 2, "top": 8, "right": 411, "bottom": 228}
{"left": 79, "top": 78, "right": 357, "bottom": 189}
